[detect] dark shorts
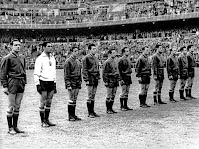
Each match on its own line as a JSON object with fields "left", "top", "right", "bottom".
{"left": 70, "top": 77, "right": 82, "bottom": 89}
{"left": 139, "top": 76, "right": 151, "bottom": 84}
{"left": 8, "top": 78, "right": 26, "bottom": 94}
{"left": 39, "top": 80, "right": 54, "bottom": 92}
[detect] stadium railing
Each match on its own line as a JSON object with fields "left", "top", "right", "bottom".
{"left": 0, "top": 12, "right": 199, "bottom": 29}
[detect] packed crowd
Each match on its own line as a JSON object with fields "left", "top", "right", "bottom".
{"left": 1, "top": 27, "right": 199, "bottom": 69}
{"left": 0, "top": 0, "right": 198, "bottom": 25}
{"left": 0, "top": 0, "right": 86, "bottom": 4}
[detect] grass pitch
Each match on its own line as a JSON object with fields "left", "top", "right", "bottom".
{"left": 1, "top": 69, "right": 199, "bottom": 149}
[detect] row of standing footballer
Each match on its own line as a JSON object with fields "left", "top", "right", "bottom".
{"left": 0, "top": 39, "right": 197, "bottom": 135}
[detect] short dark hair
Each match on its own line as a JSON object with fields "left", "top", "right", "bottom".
{"left": 121, "top": 47, "right": 128, "bottom": 54}
{"left": 187, "top": 44, "right": 193, "bottom": 51}
{"left": 179, "top": 46, "right": 186, "bottom": 52}
{"left": 42, "top": 41, "right": 50, "bottom": 48}
{"left": 88, "top": 44, "right": 96, "bottom": 50}
{"left": 10, "top": 39, "right": 20, "bottom": 46}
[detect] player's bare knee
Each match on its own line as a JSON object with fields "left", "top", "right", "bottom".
{"left": 7, "top": 106, "right": 14, "bottom": 116}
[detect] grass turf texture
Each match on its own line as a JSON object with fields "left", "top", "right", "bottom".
{"left": 1, "top": 68, "right": 199, "bottom": 149}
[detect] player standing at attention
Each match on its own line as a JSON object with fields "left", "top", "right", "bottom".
{"left": 64, "top": 47, "right": 82, "bottom": 121}
{"left": 0, "top": 39, "right": 26, "bottom": 134}
{"left": 82, "top": 43, "right": 100, "bottom": 118}
{"left": 178, "top": 46, "right": 189, "bottom": 100}
{"left": 135, "top": 46, "right": 151, "bottom": 108}
{"left": 118, "top": 47, "right": 133, "bottom": 111}
{"left": 166, "top": 45, "right": 179, "bottom": 102}
{"left": 151, "top": 44, "right": 167, "bottom": 105}
{"left": 103, "top": 48, "right": 120, "bottom": 114}
{"left": 185, "top": 44, "right": 197, "bottom": 99}
{"left": 34, "top": 41, "right": 57, "bottom": 127}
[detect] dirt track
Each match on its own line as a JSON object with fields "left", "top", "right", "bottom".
{"left": 1, "top": 69, "right": 199, "bottom": 149}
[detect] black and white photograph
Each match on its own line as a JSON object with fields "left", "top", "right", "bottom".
{"left": 1, "top": 0, "right": 199, "bottom": 148}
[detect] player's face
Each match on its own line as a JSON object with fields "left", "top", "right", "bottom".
{"left": 73, "top": 48, "right": 79, "bottom": 57}
{"left": 12, "top": 41, "right": 21, "bottom": 53}
{"left": 45, "top": 43, "right": 53, "bottom": 53}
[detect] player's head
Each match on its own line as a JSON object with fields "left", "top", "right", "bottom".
{"left": 10, "top": 39, "right": 21, "bottom": 53}
{"left": 88, "top": 43, "right": 97, "bottom": 54}
{"left": 179, "top": 46, "right": 187, "bottom": 54}
{"left": 121, "top": 47, "right": 129, "bottom": 56}
{"left": 187, "top": 44, "right": 194, "bottom": 53}
{"left": 108, "top": 48, "right": 117, "bottom": 58}
{"left": 142, "top": 46, "right": 150, "bottom": 55}
{"left": 42, "top": 41, "right": 53, "bottom": 54}
{"left": 70, "top": 46, "right": 79, "bottom": 57}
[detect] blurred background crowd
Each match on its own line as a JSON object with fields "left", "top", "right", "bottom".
{"left": 0, "top": 0, "right": 198, "bottom": 24}
{"left": 0, "top": 0, "right": 199, "bottom": 69}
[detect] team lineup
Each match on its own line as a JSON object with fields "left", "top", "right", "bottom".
{"left": 0, "top": 39, "right": 197, "bottom": 135}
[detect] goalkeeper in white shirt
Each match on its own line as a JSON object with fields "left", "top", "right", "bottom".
{"left": 34, "top": 41, "right": 57, "bottom": 127}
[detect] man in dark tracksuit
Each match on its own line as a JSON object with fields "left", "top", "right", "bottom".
{"left": 135, "top": 46, "right": 151, "bottom": 108}
{"left": 82, "top": 44, "right": 100, "bottom": 118}
{"left": 151, "top": 44, "right": 167, "bottom": 105}
{"left": 103, "top": 48, "right": 119, "bottom": 114}
{"left": 64, "top": 47, "right": 82, "bottom": 121}
{"left": 0, "top": 39, "right": 26, "bottom": 134}
{"left": 118, "top": 47, "right": 133, "bottom": 111}
{"left": 185, "top": 44, "right": 197, "bottom": 99}
{"left": 166, "top": 46, "right": 179, "bottom": 102}
{"left": 178, "top": 46, "right": 189, "bottom": 100}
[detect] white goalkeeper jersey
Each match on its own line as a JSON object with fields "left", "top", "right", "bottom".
{"left": 34, "top": 52, "right": 56, "bottom": 85}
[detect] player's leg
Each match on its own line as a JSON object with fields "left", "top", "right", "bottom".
{"left": 139, "top": 84, "right": 146, "bottom": 108}
{"left": 123, "top": 85, "right": 133, "bottom": 110}
{"left": 153, "top": 80, "right": 158, "bottom": 105}
{"left": 73, "top": 89, "right": 81, "bottom": 120}
{"left": 185, "top": 77, "right": 191, "bottom": 99}
{"left": 143, "top": 84, "right": 151, "bottom": 107}
{"left": 45, "top": 90, "right": 56, "bottom": 126}
{"left": 106, "top": 87, "right": 112, "bottom": 114}
{"left": 13, "top": 93, "right": 24, "bottom": 133}
{"left": 120, "top": 85, "right": 127, "bottom": 111}
{"left": 68, "top": 89, "right": 75, "bottom": 121}
{"left": 169, "top": 80, "right": 178, "bottom": 102}
{"left": 179, "top": 79, "right": 187, "bottom": 100}
{"left": 40, "top": 91, "right": 48, "bottom": 127}
{"left": 7, "top": 93, "right": 16, "bottom": 134}
{"left": 87, "top": 86, "right": 95, "bottom": 118}
{"left": 109, "top": 87, "right": 117, "bottom": 113}
{"left": 91, "top": 86, "right": 100, "bottom": 117}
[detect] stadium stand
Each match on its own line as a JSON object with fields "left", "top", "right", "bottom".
{"left": 1, "top": 0, "right": 199, "bottom": 69}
